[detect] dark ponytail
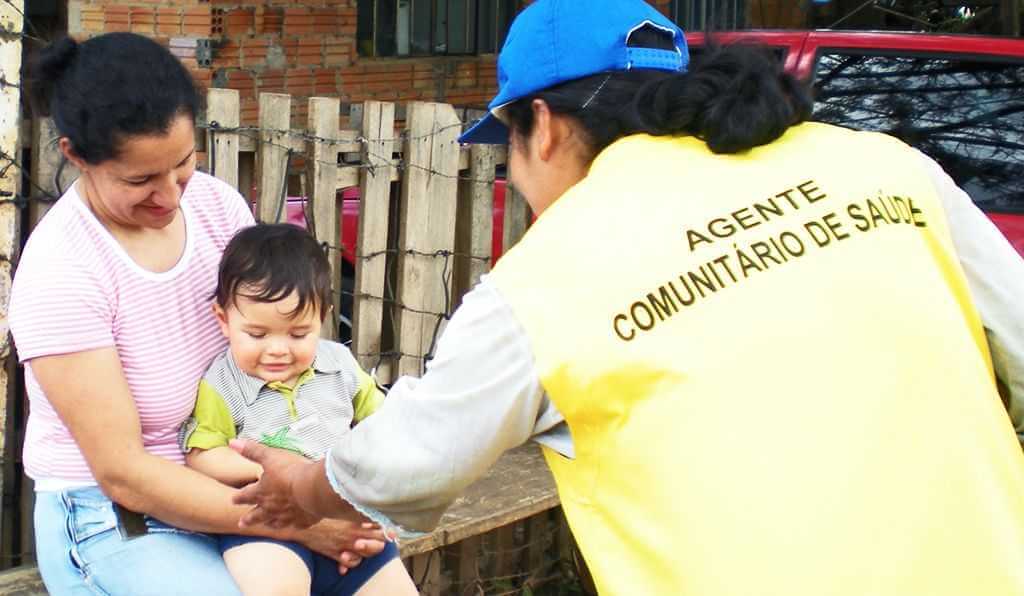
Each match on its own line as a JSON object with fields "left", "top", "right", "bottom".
{"left": 25, "top": 33, "right": 200, "bottom": 165}
{"left": 25, "top": 36, "right": 78, "bottom": 118}
{"left": 504, "top": 43, "right": 812, "bottom": 159}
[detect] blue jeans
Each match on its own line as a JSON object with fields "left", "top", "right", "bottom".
{"left": 35, "top": 487, "right": 242, "bottom": 595}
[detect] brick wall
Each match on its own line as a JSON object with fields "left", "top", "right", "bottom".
{"left": 67, "top": 0, "right": 673, "bottom": 127}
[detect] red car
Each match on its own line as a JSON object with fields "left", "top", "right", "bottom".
{"left": 687, "top": 30, "right": 1024, "bottom": 255}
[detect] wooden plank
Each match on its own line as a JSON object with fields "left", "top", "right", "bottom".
{"left": 454, "top": 535, "right": 482, "bottom": 595}
{"left": 306, "top": 97, "right": 340, "bottom": 341}
{"left": 502, "top": 183, "right": 532, "bottom": 255}
{"left": 0, "top": 565, "right": 45, "bottom": 596}
{"left": 394, "top": 102, "right": 460, "bottom": 378}
{"left": 0, "top": 0, "right": 23, "bottom": 565}
{"left": 206, "top": 89, "right": 240, "bottom": 189}
{"left": 256, "top": 93, "right": 291, "bottom": 223}
{"left": 409, "top": 551, "right": 442, "bottom": 596}
{"left": 238, "top": 151, "right": 255, "bottom": 203}
{"left": 494, "top": 523, "right": 519, "bottom": 580}
{"left": 526, "top": 513, "right": 549, "bottom": 576}
{"left": 28, "top": 118, "right": 76, "bottom": 231}
{"left": 399, "top": 444, "right": 559, "bottom": 558}
{"left": 353, "top": 101, "right": 395, "bottom": 374}
{"left": 453, "top": 144, "right": 496, "bottom": 303}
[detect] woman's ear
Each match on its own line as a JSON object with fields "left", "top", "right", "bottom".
{"left": 58, "top": 137, "right": 88, "bottom": 171}
{"left": 531, "top": 99, "right": 555, "bottom": 161}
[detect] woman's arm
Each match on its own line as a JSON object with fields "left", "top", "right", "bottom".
{"left": 29, "top": 346, "right": 388, "bottom": 562}
{"left": 186, "top": 447, "right": 262, "bottom": 488}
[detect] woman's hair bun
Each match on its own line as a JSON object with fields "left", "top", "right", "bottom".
{"left": 26, "top": 36, "right": 79, "bottom": 117}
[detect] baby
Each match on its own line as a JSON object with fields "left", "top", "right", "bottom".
{"left": 179, "top": 223, "right": 415, "bottom": 595}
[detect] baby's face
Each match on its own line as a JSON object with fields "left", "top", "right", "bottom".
{"left": 216, "top": 290, "right": 323, "bottom": 386}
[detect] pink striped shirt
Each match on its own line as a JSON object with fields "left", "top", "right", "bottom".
{"left": 9, "top": 172, "right": 255, "bottom": 483}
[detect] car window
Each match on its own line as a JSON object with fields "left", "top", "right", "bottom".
{"left": 812, "top": 51, "right": 1024, "bottom": 214}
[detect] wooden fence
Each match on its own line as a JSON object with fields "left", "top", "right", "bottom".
{"left": 2, "top": 89, "right": 581, "bottom": 595}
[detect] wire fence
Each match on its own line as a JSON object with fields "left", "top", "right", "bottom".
{"left": 0, "top": 6, "right": 581, "bottom": 593}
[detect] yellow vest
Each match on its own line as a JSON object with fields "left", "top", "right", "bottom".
{"left": 489, "top": 124, "right": 1024, "bottom": 595}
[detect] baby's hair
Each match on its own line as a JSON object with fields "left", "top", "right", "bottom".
{"left": 215, "top": 224, "right": 332, "bottom": 320}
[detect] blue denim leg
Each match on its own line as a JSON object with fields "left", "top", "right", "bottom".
{"left": 35, "top": 487, "right": 242, "bottom": 596}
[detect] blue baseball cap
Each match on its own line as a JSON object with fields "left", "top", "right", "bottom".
{"left": 459, "top": 0, "right": 688, "bottom": 145}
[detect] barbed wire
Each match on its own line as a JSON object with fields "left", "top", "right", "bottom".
{"left": 198, "top": 121, "right": 505, "bottom": 186}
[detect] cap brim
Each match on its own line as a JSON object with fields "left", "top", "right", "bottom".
{"left": 458, "top": 112, "right": 509, "bottom": 145}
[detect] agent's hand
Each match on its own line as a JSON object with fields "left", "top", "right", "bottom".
{"left": 230, "top": 438, "right": 322, "bottom": 529}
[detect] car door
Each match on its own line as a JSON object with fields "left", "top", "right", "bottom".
{"left": 804, "top": 33, "right": 1024, "bottom": 254}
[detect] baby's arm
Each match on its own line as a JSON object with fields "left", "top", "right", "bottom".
{"left": 186, "top": 447, "right": 262, "bottom": 488}
{"left": 351, "top": 366, "right": 386, "bottom": 427}
{"left": 181, "top": 378, "right": 260, "bottom": 487}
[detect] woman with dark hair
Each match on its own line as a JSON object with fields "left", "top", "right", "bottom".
{"left": 9, "top": 33, "right": 392, "bottom": 594}
{"left": 233, "top": 1, "right": 1024, "bottom": 594}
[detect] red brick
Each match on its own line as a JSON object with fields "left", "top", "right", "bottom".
{"left": 183, "top": 6, "right": 212, "bottom": 36}
{"left": 257, "top": 7, "right": 285, "bottom": 34}
{"left": 224, "top": 8, "right": 255, "bottom": 36}
{"left": 212, "top": 39, "right": 241, "bottom": 69}
{"left": 156, "top": 8, "right": 181, "bottom": 36}
{"left": 130, "top": 8, "right": 155, "bottom": 34}
{"left": 259, "top": 69, "right": 286, "bottom": 94}
{"left": 105, "top": 6, "right": 130, "bottom": 32}
{"left": 286, "top": 68, "right": 315, "bottom": 97}
{"left": 81, "top": 5, "right": 104, "bottom": 33}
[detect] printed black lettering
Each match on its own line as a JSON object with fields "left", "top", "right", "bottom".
{"left": 613, "top": 314, "right": 636, "bottom": 342}
{"left": 879, "top": 196, "right": 903, "bottom": 224}
{"left": 797, "top": 180, "right": 827, "bottom": 203}
{"left": 776, "top": 189, "right": 800, "bottom": 209}
{"left": 822, "top": 212, "right": 849, "bottom": 241}
{"left": 768, "top": 237, "right": 791, "bottom": 262}
{"left": 686, "top": 229, "right": 714, "bottom": 252}
{"left": 708, "top": 218, "right": 737, "bottom": 239}
{"left": 647, "top": 288, "right": 678, "bottom": 321}
{"left": 712, "top": 255, "right": 739, "bottom": 282}
{"left": 731, "top": 207, "right": 760, "bottom": 231}
{"left": 687, "top": 268, "right": 718, "bottom": 298}
{"left": 908, "top": 199, "right": 927, "bottom": 228}
{"left": 778, "top": 231, "right": 805, "bottom": 257}
{"left": 630, "top": 302, "right": 656, "bottom": 331}
{"left": 804, "top": 220, "right": 832, "bottom": 247}
{"left": 891, "top": 196, "right": 912, "bottom": 222}
{"left": 848, "top": 203, "right": 869, "bottom": 231}
{"left": 735, "top": 246, "right": 762, "bottom": 277}
{"left": 704, "top": 262, "right": 726, "bottom": 288}
{"left": 751, "top": 241, "right": 782, "bottom": 268}
{"left": 669, "top": 278, "right": 696, "bottom": 307}
{"left": 867, "top": 199, "right": 890, "bottom": 227}
{"left": 753, "top": 198, "right": 785, "bottom": 221}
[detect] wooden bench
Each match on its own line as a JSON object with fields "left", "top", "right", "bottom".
{"left": 0, "top": 444, "right": 561, "bottom": 595}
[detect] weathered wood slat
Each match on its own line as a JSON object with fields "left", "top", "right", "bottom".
{"left": 0, "top": 0, "right": 23, "bottom": 564}
{"left": 257, "top": 93, "right": 291, "bottom": 223}
{"left": 454, "top": 144, "right": 496, "bottom": 303}
{"left": 502, "top": 183, "right": 532, "bottom": 254}
{"left": 29, "top": 118, "right": 76, "bottom": 230}
{"left": 306, "top": 97, "right": 340, "bottom": 341}
{"left": 353, "top": 101, "right": 395, "bottom": 376}
{"left": 394, "top": 102, "right": 461, "bottom": 378}
{"left": 206, "top": 89, "right": 240, "bottom": 189}
{"left": 399, "top": 444, "right": 558, "bottom": 558}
